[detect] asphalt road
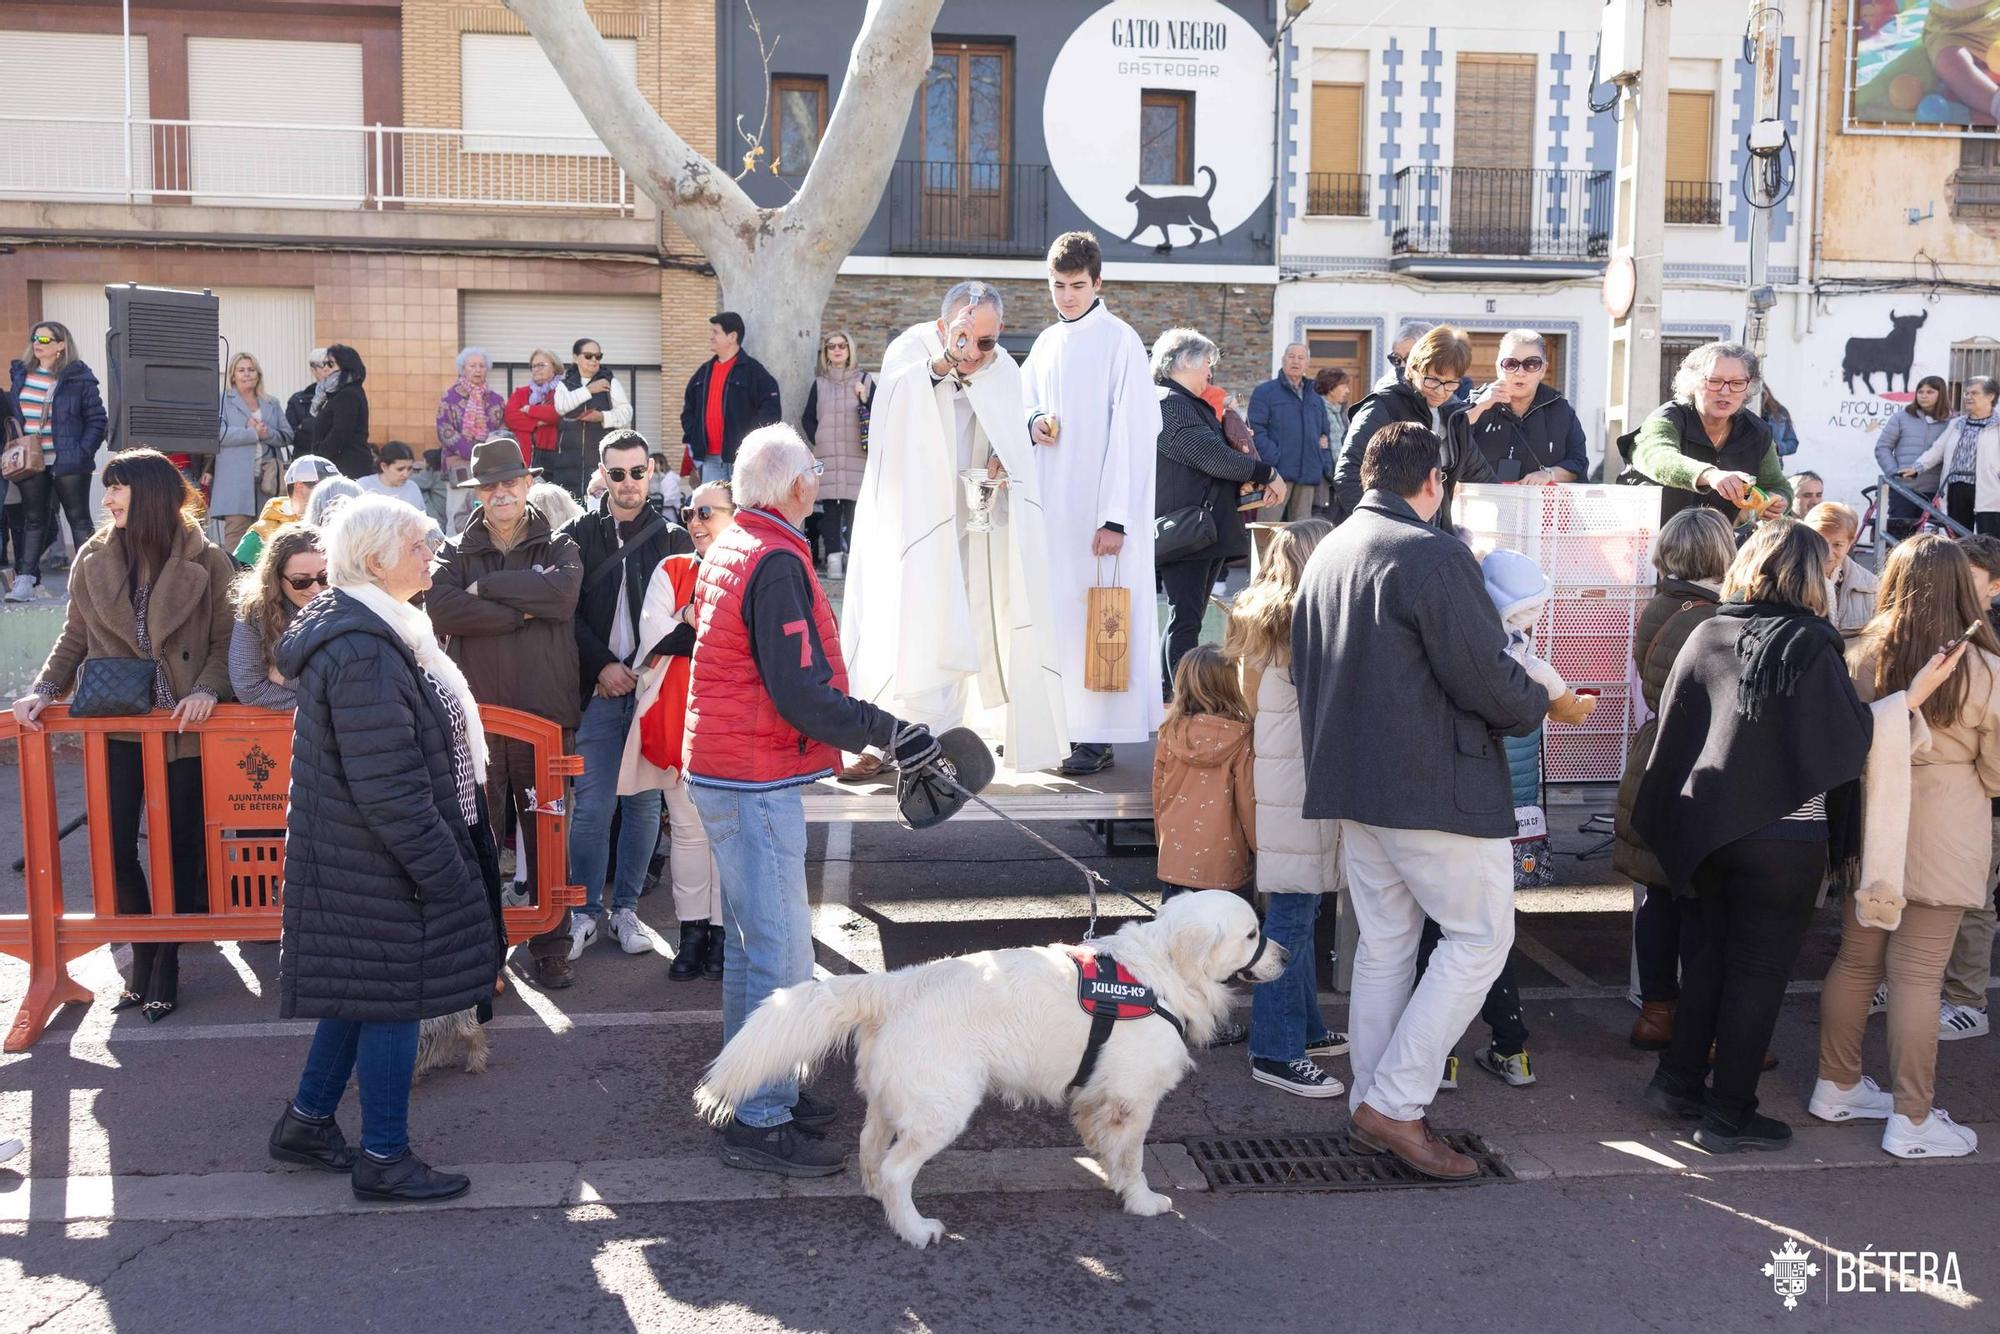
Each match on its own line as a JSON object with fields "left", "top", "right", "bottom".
{"left": 3, "top": 802, "right": 1998, "bottom": 1332}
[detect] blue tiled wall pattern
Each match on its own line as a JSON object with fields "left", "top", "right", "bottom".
{"left": 1417, "top": 29, "right": 1442, "bottom": 225}
{"left": 1547, "top": 33, "right": 1573, "bottom": 228}
{"left": 1282, "top": 30, "right": 1301, "bottom": 229}
{"left": 1377, "top": 38, "right": 1404, "bottom": 235}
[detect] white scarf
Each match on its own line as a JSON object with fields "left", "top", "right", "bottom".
{"left": 340, "top": 581, "right": 489, "bottom": 782}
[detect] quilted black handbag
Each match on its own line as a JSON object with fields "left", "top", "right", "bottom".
{"left": 69, "top": 657, "right": 158, "bottom": 717}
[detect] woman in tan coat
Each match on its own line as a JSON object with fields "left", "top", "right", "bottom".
{"left": 1816, "top": 535, "right": 2000, "bottom": 1158}
{"left": 799, "top": 329, "right": 872, "bottom": 578}
{"left": 11, "top": 449, "right": 236, "bottom": 1020}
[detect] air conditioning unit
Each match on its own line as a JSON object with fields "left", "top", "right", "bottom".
{"left": 1599, "top": 0, "right": 1646, "bottom": 85}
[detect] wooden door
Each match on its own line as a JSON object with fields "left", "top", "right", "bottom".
{"left": 921, "top": 42, "right": 1011, "bottom": 245}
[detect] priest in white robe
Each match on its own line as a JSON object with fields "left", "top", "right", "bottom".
{"left": 838, "top": 281, "right": 1069, "bottom": 778}
{"left": 1022, "top": 232, "right": 1164, "bottom": 775}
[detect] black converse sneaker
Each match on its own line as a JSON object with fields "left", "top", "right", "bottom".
{"left": 1250, "top": 1057, "right": 1345, "bottom": 1099}
{"left": 1304, "top": 1031, "right": 1350, "bottom": 1057}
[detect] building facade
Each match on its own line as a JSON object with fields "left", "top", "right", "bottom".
{"left": 719, "top": 0, "right": 1279, "bottom": 390}
{"left": 0, "top": 0, "right": 717, "bottom": 459}
{"left": 1276, "top": 2, "right": 1832, "bottom": 482}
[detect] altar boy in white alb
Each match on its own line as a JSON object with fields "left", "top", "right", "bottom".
{"left": 1022, "top": 232, "right": 1164, "bottom": 776}
{"left": 838, "top": 282, "right": 1069, "bottom": 777}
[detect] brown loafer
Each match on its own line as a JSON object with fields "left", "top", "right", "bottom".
{"left": 837, "top": 753, "right": 887, "bottom": 783}
{"left": 1630, "top": 1000, "right": 1675, "bottom": 1050}
{"left": 1349, "top": 1103, "right": 1479, "bottom": 1180}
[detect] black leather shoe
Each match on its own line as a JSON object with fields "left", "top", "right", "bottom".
{"left": 110, "top": 990, "right": 143, "bottom": 1014}
{"left": 791, "top": 1088, "right": 838, "bottom": 1129}
{"left": 1056, "top": 743, "right": 1115, "bottom": 776}
{"left": 702, "top": 923, "right": 726, "bottom": 981}
{"left": 352, "top": 1150, "right": 471, "bottom": 1203}
{"left": 668, "top": 920, "right": 707, "bottom": 982}
{"left": 1694, "top": 1110, "right": 1792, "bottom": 1155}
{"left": 269, "top": 1105, "right": 358, "bottom": 1173}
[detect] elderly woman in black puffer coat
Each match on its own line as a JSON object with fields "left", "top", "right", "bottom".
{"left": 266, "top": 494, "right": 502, "bottom": 1204}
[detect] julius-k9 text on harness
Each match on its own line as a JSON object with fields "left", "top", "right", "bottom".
{"left": 1067, "top": 948, "right": 1186, "bottom": 1092}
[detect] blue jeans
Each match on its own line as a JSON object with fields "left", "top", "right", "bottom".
{"left": 568, "top": 691, "right": 663, "bottom": 920}
{"left": 292, "top": 1017, "right": 420, "bottom": 1159}
{"left": 699, "top": 455, "right": 729, "bottom": 484}
{"left": 1249, "top": 893, "right": 1334, "bottom": 1062}
{"left": 689, "top": 782, "right": 812, "bottom": 1127}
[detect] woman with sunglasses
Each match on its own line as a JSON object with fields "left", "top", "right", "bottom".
{"left": 1627, "top": 341, "right": 1793, "bottom": 525}
{"left": 7, "top": 321, "right": 108, "bottom": 602}
{"left": 622, "top": 481, "right": 736, "bottom": 980}
{"left": 13, "top": 448, "right": 236, "bottom": 1021}
{"left": 229, "top": 526, "right": 327, "bottom": 710}
{"left": 1331, "top": 324, "right": 1495, "bottom": 526}
{"left": 800, "top": 330, "right": 872, "bottom": 579}
{"left": 1464, "top": 330, "right": 1587, "bottom": 486}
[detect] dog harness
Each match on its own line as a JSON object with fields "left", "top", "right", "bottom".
{"left": 1067, "top": 948, "right": 1185, "bottom": 1092}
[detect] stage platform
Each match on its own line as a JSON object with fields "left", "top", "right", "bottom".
{"left": 800, "top": 741, "right": 1156, "bottom": 823}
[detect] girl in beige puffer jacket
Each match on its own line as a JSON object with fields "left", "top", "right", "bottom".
{"left": 1223, "top": 519, "right": 1350, "bottom": 1096}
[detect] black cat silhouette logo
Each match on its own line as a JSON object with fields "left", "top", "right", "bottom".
{"left": 1125, "top": 165, "right": 1219, "bottom": 250}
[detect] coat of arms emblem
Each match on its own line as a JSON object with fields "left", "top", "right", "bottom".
{"left": 237, "top": 744, "right": 276, "bottom": 792}
{"left": 1762, "top": 1239, "right": 1819, "bottom": 1310}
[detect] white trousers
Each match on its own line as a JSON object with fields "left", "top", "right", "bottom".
{"left": 663, "top": 777, "right": 723, "bottom": 923}
{"left": 1339, "top": 820, "right": 1515, "bottom": 1122}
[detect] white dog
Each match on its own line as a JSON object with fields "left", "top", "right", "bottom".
{"left": 693, "top": 891, "right": 1286, "bottom": 1248}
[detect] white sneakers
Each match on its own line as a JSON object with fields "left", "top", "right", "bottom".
{"left": 1809, "top": 1075, "right": 1894, "bottom": 1123}
{"left": 4, "top": 573, "right": 34, "bottom": 603}
{"left": 826, "top": 553, "right": 845, "bottom": 580}
{"left": 607, "top": 907, "right": 651, "bottom": 955}
{"left": 1883, "top": 1108, "right": 1979, "bottom": 1159}
{"left": 567, "top": 914, "right": 598, "bottom": 960}
{"left": 1939, "top": 1001, "right": 1989, "bottom": 1041}
{"left": 1868, "top": 982, "right": 1888, "bottom": 1016}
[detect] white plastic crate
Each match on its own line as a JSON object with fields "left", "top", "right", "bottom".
{"left": 1544, "top": 679, "right": 1637, "bottom": 783}
{"left": 1456, "top": 484, "right": 1662, "bottom": 588}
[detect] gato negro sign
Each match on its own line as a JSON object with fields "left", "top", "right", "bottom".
{"left": 1045, "top": 0, "right": 1274, "bottom": 251}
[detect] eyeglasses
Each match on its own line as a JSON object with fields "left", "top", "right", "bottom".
{"left": 681, "top": 504, "right": 734, "bottom": 523}
{"left": 1498, "top": 357, "right": 1545, "bottom": 373}
{"left": 969, "top": 336, "right": 999, "bottom": 353}
{"left": 32, "top": 334, "right": 60, "bottom": 346}
{"left": 1704, "top": 376, "right": 1752, "bottom": 393}
{"left": 825, "top": 340, "right": 848, "bottom": 350}
{"left": 310, "top": 360, "right": 333, "bottom": 370}
{"left": 1418, "top": 375, "right": 1455, "bottom": 393}
{"left": 806, "top": 460, "right": 825, "bottom": 476}
{"left": 285, "top": 572, "right": 330, "bottom": 591}
{"left": 577, "top": 351, "right": 603, "bottom": 361}
{"left": 602, "top": 466, "right": 648, "bottom": 482}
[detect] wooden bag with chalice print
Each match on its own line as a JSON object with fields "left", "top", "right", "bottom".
{"left": 1085, "top": 556, "right": 1130, "bottom": 693}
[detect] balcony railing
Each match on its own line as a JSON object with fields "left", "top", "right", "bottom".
{"left": 1304, "top": 171, "right": 1370, "bottom": 218}
{"left": 887, "top": 159, "right": 1050, "bottom": 259}
{"left": 1665, "top": 179, "right": 1723, "bottom": 225}
{"left": 0, "top": 116, "right": 639, "bottom": 214}
{"left": 1390, "top": 166, "right": 1611, "bottom": 263}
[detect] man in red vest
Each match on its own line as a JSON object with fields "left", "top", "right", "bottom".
{"left": 683, "top": 424, "right": 938, "bottom": 1177}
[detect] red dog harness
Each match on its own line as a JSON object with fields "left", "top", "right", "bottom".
{"left": 1068, "top": 949, "right": 1185, "bottom": 1092}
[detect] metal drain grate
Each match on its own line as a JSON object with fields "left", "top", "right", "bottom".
{"left": 1186, "top": 1131, "right": 1515, "bottom": 1192}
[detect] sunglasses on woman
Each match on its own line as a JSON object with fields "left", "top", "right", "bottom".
{"left": 681, "top": 504, "right": 733, "bottom": 523}
{"left": 32, "top": 333, "right": 60, "bottom": 346}
{"left": 1498, "top": 356, "right": 1545, "bottom": 373}
{"left": 285, "top": 572, "right": 330, "bottom": 591}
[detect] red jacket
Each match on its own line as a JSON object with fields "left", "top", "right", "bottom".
{"left": 639, "top": 553, "right": 700, "bottom": 771}
{"left": 504, "top": 384, "right": 562, "bottom": 457}
{"left": 684, "top": 508, "right": 884, "bottom": 788}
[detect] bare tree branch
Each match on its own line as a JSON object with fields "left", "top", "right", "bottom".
{"left": 503, "top": 0, "right": 761, "bottom": 265}
{"left": 784, "top": 0, "right": 945, "bottom": 254}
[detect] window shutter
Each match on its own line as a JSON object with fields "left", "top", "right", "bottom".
{"left": 0, "top": 32, "right": 151, "bottom": 200}
{"left": 461, "top": 33, "right": 636, "bottom": 153}
{"left": 1310, "top": 84, "right": 1362, "bottom": 177}
{"left": 1453, "top": 54, "right": 1535, "bottom": 170}
{"left": 188, "top": 38, "right": 364, "bottom": 206}
{"left": 1666, "top": 91, "right": 1713, "bottom": 185}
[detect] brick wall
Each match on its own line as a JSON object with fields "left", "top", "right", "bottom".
{"left": 0, "top": 246, "right": 665, "bottom": 448}
{"left": 822, "top": 276, "right": 1278, "bottom": 392}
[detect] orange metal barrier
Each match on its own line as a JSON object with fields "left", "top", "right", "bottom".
{"left": 0, "top": 703, "right": 584, "bottom": 1051}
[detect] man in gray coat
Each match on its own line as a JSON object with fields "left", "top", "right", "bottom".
{"left": 1292, "top": 420, "right": 1555, "bottom": 1180}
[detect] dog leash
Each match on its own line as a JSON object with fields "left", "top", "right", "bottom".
{"left": 889, "top": 726, "right": 1155, "bottom": 940}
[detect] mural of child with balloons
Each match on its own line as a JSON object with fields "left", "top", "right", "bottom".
{"left": 1853, "top": 0, "right": 2000, "bottom": 128}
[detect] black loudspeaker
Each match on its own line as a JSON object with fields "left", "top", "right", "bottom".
{"left": 105, "top": 284, "right": 219, "bottom": 458}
